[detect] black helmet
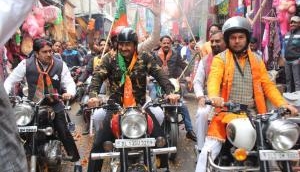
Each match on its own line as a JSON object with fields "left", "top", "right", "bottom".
{"left": 222, "top": 16, "right": 252, "bottom": 51}
{"left": 117, "top": 27, "right": 138, "bottom": 45}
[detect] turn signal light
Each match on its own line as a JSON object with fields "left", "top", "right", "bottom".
{"left": 156, "top": 136, "right": 166, "bottom": 147}
{"left": 233, "top": 148, "right": 248, "bottom": 161}
{"left": 103, "top": 141, "right": 113, "bottom": 151}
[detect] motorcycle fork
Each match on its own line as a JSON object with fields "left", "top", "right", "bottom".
{"left": 119, "top": 113, "right": 128, "bottom": 171}
{"left": 254, "top": 118, "right": 269, "bottom": 172}
{"left": 30, "top": 105, "right": 39, "bottom": 172}
{"left": 144, "top": 114, "right": 152, "bottom": 171}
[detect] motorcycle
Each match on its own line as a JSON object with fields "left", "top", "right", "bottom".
{"left": 157, "top": 98, "right": 183, "bottom": 161}
{"left": 149, "top": 78, "right": 184, "bottom": 160}
{"left": 90, "top": 100, "right": 177, "bottom": 172}
{"left": 10, "top": 95, "right": 73, "bottom": 172}
{"left": 205, "top": 101, "right": 300, "bottom": 172}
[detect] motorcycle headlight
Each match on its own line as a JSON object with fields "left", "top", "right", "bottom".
{"left": 14, "top": 103, "right": 34, "bottom": 126}
{"left": 121, "top": 109, "right": 147, "bottom": 138}
{"left": 266, "top": 119, "right": 300, "bottom": 150}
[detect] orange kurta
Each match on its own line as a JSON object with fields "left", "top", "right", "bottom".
{"left": 206, "top": 49, "right": 287, "bottom": 141}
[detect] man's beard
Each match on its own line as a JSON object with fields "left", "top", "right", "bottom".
{"left": 212, "top": 47, "right": 221, "bottom": 55}
{"left": 163, "top": 47, "right": 170, "bottom": 54}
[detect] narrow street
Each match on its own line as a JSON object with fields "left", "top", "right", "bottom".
{"left": 65, "top": 93, "right": 198, "bottom": 172}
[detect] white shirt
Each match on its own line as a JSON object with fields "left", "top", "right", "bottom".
{"left": 4, "top": 59, "right": 76, "bottom": 96}
{"left": 193, "top": 58, "right": 206, "bottom": 98}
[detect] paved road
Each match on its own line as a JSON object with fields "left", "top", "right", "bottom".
{"left": 65, "top": 93, "right": 199, "bottom": 172}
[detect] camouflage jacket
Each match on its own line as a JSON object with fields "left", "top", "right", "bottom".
{"left": 89, "top": 52, "right": 174, "bottom": 106}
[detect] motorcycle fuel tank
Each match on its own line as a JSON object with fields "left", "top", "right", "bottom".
{"left": 226, "top": 118, "right": 257, "bottom": 150}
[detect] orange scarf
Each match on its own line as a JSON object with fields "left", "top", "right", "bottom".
{"left": 33, "top": 59, "right": 58, "bottom": 102}
{"left": 220, "top": 49, "right": 267, "bottom": 113}
{"left": 118, "top": 52, "right": 138, "bottom": 108}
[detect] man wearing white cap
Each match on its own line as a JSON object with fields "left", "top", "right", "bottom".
{"left": 282, "top": 15, "right": 300, "bottom": 92}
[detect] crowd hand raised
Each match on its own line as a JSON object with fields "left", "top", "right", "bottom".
{"left": 165, "top": 93, "right": 180, "bottom": 105}
{"left": 210, "top": 96, "right": 224, "bottom": 107}
{"left": 281, "top": 104, "right": 299, "bottom": 116}
{"left": 149, "top": 0, "right": 161, "bottom": 16}
{"left": 88, "top": 97, "right": 101, "bottom": 108}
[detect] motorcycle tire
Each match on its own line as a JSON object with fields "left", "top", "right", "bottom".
{"left": 168, "top": 122, "right": 178, "bottom": 161}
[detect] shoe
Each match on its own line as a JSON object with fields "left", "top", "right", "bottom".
{"left": 74, "top": 164, "right": 82, "bottom": 172}
{"left": 186, "top": 130, "right": 197, "bottom": 142}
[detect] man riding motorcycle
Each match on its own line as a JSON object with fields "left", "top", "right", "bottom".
{"left": 150, "top": 35, "right": 197, "bottom": 142}
{"left": 193, "top": 30, "right": 227, "bottom": 154}
{"left": 195, "top": 16, "right": 298, "bottom": 172}
{"left": 4, "top": 38, "right": 82, "bottom": 172}
{"left": 87, "top": 27, "right": 180, "bottom": 172}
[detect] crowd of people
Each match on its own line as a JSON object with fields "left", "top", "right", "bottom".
{"left": 0, "top": 1, "right": 300, "bottom": 172}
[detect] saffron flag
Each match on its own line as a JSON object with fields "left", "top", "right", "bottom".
{"left": 113, "top": 0, "right": 128, "bottom": 30}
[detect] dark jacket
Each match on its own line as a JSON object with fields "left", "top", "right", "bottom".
{"left": 62, "top": 49, "right": 82, "bottom": 67}
{"left": 153, "top": 49, "right": 187, "bottom": 78}
{"left": 89, "top": 52, "right": 174, "bottom": 106}
{"left": 283, "top": 29, "right": 300, "bottom": 61}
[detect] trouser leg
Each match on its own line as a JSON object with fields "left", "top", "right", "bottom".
{"left": 195, "top": 106, "right": 211, "bottom": 150}
{"left": 179, "top": 104, "right": 193, "bottom": 131}
{"left": 54, "top": 111, "right": 80, "bottom": 161}
{"left": 195, "top": 137, "right": 222, "bottom": 172}
{"left": 87, "top": 113, "right": 114, "bottom": 172}
{"left": 148, "top": 106, "right": 164, "bottom": 126}
{"left": 285, "top": 62, "right": 293, "bottom": 92}
{"left": 92, "top": 108, "right": 106, "bottom": 131}
{"left": 292, "top": 59, "right": 300, "bottom": 91}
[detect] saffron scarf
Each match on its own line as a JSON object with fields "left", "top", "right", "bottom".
{"left": 33, "top": 59, "right": 58, "bottom": 102}
{"left": 117, "top": 52, "right": 137, "bottom": 108}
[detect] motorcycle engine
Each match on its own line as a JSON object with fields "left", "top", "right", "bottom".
{"left": 43, "top": 140, "right": 62, "bottom": 167}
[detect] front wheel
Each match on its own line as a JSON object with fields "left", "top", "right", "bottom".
{"left": 168, "top": 123, "right": 178, "bottom": 161}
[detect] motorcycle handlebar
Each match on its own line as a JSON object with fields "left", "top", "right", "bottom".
{"left": 84, "top": 102, "right": 122, "bottom": 112}
{"left": 147, "top": 98, "right": 182, "bottom": 108}
{"left": 204, "top": 100, "right": 241, "bottom": 107}
{"left": 205, "top": 100, "right": 248, "bottom": 112}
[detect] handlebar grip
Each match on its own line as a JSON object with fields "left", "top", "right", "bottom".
{"left": 205, "top": 100, "right": 212, "bottom": 105}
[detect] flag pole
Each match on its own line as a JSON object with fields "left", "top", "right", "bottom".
{"left": 172, "top": 0, "right": 197, "bottom": 43}
{"left": 172, "top": 0, "right": 202, "bottom": 81}
{"left": 100, "top": 19, "right": 115, "bottom": 59}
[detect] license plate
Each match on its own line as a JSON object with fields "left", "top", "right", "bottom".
{"left": 259, "top": 150, "right": 300, "bottom": 161}
{"left": 115, "top": 138, "right": 156, "bottom": 148}
{"left": 18, "top": 126, "right": 37, "bottom": 133}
